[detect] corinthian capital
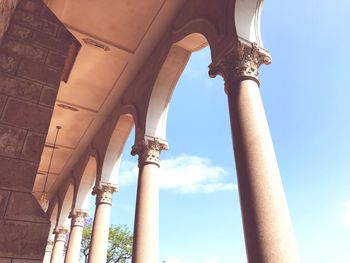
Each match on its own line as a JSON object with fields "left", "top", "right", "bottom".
{"left": 69, "top": 210, "right": 88, "bottom": 227}
{"left": 209, "top": 41, "right": 271, "bottom": 86}
{"left": 45, "top": 240, "right": 54, "bottom": 252}
{"left": 131, "top": 136, "right": 168, "bottom": 167}
{"left": 55, "top": 228, "right": 69, "bottom": 242}
{"left": 92, "top": 184, "right": 118, "bottom": 205}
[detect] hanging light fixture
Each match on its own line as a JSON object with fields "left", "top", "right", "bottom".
{"left": 38, "top": 126, "right": 62, "bottom": 212}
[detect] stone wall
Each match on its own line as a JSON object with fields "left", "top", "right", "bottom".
{"left": 0, "top": 0, "right": 19, "bottom": 41}
{"left": 0, "top": 0, "right": 79, "bottom": 261}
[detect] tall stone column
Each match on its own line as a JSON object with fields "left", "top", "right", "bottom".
{"left": 50, "top": 228, "right": 68, "bottom": 263}
{"left": 64, "top": 210, "right": 88, "bottom": 263}
{"left": 43, "top": 240, "right": 54, "bottom": 263}
{"left": 209, "top": 41, "right": 299, "bottom": 263}
{"left": 88, "top": 184, "right": 118, "bottom": 263}
{"left": 131, "top": 137, "right": 168, "bottom": 263}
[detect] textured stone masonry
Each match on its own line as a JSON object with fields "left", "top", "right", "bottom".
{"left": 0, "top": 157, "right": 38, "bottom": 191}
{"left": 0, "top": 0, "right": 80, "bottom": 261}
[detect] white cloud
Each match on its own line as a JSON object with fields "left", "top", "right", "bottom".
{"left": 117, "top": 161, "right": 138, "bottom": 186}
{"left": 160, "top": 155, "right": 236, "bottom": 194}
{"left": 205, "top": 259, "right": 219, "bottom": 263}
{"left": 341, "top": 202, "right": 350, "bottom": 226}
{"left": 118, "top": 154, "right": 237, "bottom": 194}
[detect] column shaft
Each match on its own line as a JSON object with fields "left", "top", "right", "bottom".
{"left": 50, "top": 229, "right": 68, "bottom": 263}
{"left": 43, "top": 240, "right": 54, "bottom": 263}
{"left": 64, "top": 211, "right": 87, "bottom": 263}
{"left": 88, "top": 185, "right": 117, "bottom": 263}
{"left": 131, "top": 137, "right": 167, "bottom": 263}
{"left": 132, "top": 163, "right": 159, "bottom": 262}
{"left": 227, "top": 79, "right": 298, "bottom": 262}
{"left": 209, "top": 41, "right": 299, "bottom": 262}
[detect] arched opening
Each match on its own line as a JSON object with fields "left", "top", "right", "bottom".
{"left": 75, "top": 156, "right": 97, "bottom": 212}
{"left": 57, "top": 183, "right": 74, "bottom": 229}
{"left": 157, "top": 43, "right": 243, "bottom": 261}
{"left": 100, "top": 114, "right": 134, "bottom": 186}
{"left": 145, "top": 45, "right": 190, "bottom": 140}
{"left": 139, "top": 29, "right": 242, "bottom": 261}
{"left": 144, "top": 33, "right": 209, "bottom": 141}
{"left": 234, "top": 0, "right": 264, "bottom": 45}
{"left": 49, "top": 203, "right": 59, "bottom": 239}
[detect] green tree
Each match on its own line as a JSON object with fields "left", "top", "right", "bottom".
{"left": 81, "top": 222, "right": 92, "bottom": 263}
{"left": 81, "top": 219, "right": 132, "bottom": 263}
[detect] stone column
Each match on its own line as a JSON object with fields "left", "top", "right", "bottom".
{"left": 50, "top": 228, "right": 68, "bottom": 263}
{"left": 43, "top": 240, "right": 54, "bottom": 263}
{"left": 130, "top": 137, "right": 168, "bottom": 263}
{"left": 64, "top": 210, "right": 88, "bottom": 263}
{"left": 88, "top": 184, "right": 118, "bottom": 263}
{"left": 209, "top": 41, "right": 299, "bottom": 263}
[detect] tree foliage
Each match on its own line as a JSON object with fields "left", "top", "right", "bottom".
{"left": 81, "top": 219, "right": 132, "bottom": 263}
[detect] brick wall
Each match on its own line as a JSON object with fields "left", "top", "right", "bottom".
{"left": 0, "top": 0, "right": 79, "bottom": 261}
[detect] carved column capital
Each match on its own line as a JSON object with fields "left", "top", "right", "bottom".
{"left": 55, "top": 228, "right": 69, "bottom": 242}
{"left": 209, "top": 41, "right": 271, "bottom": 87}
{"left": 92, "top": 184, "right": 118, "bottom": 205}
{"left": 131, "top": 137, "right": 168, "bottom": 167}
{"left": 69, "top": 210, "right": 88, "bottom": 227}
{"left": 45, "top": 240, "right": 54, "bottom": 252}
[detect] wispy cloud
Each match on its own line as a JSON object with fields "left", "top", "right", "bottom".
{"left": 341, "top": 201, "right": 350, "bottom": 226}
{"left": 116, "top": 161, "right": 138, "bottom": 186}
{"left": 160, "top": 155, "right": 236, "bottom": 194}
{"left": 205, "top": 259, "right": 219, "bottom": 263}
{"left": 118, "top": 154, "right": 237, "bottom": 194}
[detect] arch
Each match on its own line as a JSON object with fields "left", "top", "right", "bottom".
{"left": 49, "top": 202, "right": 59, "bottom": 237}
{"left": 100, "top": 114, "right": 134, "bottom": 185}
{"left": 74, "top": 156, "right": 97, "bottom": 211}
{"left": 171, "top": 0, "right": 266, "bottom": 67}
{"left": 140, "top": 1, "right": 240, "bottom": 142}
{"left": 57, "top": 183, "right": 74, "bottom": 229}
{"left": 234, "top": 0, "right": 264, "bottom": 46}
{"left": 174, "top": 32, "right": 208, "bottom": 53}
{"left": 120, "top": 104, "right": 139, "bottom": 128}
{"left": 172, "top": 18, "right": 218, "bottom": 61}
{"left": 171, "top": 0, "right": 236, "bottom": 64}
{"left": 143, "top": 44, "right": 191, "bottom": 141}
{"left": 127, "top": 0, "right": 267, "bottom": 146}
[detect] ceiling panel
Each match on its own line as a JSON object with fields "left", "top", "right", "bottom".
{"left": 38, "top": 146, "right": 73, "bottom": 175}
{"left": 45, "top": 105, "right": 95, "bottom": 149}
{"left": 32, "top": 172, "right": 59, "bottom": 195}
{"left": 57, "top": 44, "right": 127, "bottom": 111}
{"left": 61, "top": 0, "right": 165, "bottom": 52}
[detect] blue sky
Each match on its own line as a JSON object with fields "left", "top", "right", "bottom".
{"left": 92, "top": 1, "right": 350, "bottom": 262}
